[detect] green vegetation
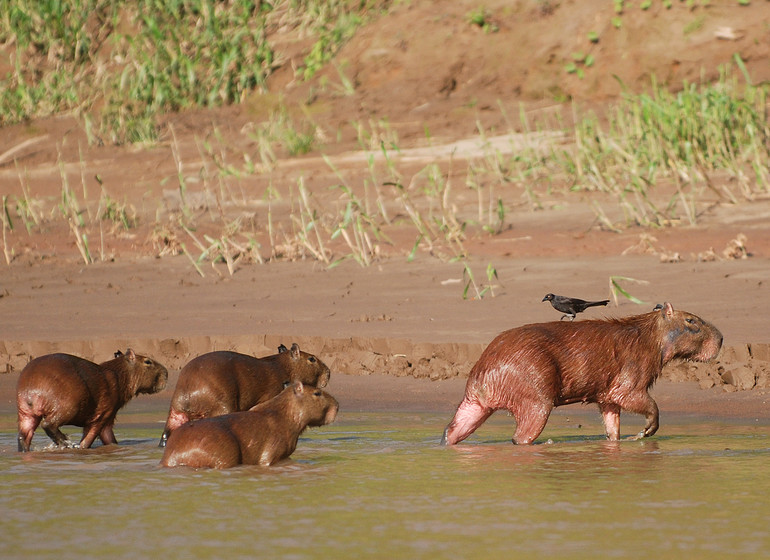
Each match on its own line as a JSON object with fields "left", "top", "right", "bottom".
{"left": 1, "top": 3, "right": 768, "bottom": 300}
{"left": 568, "top": 64, "right": 769, "bottom": 228}
{"left": 0, "top": 0, "right": 380, "bottom": 144}
{"left": 467, "top": 7, "right": 498, "bottom": 34}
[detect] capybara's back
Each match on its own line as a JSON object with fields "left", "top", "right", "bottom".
{"left": 442, "top": 303, "right": 722, "bottom": 446}
{"left": 159, "top": 343, "right": 331, "bottom": 446}
{"left": 160, "top": 382, "right": 339, "bottom": 469}
{"left": 17, "top": 349, "right": 168, "bottom": 451}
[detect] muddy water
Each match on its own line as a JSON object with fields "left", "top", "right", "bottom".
{"left": 1, "top": 413, "right": 769, "bottom": 559}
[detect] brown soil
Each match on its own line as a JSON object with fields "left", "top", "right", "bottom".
{"left": 1, "top": 2, "right": 770, "bottom": 421}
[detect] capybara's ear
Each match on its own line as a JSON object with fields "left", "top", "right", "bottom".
{"left": 114, "top": 350, "right": 124, "bottom": 358}
{"left": 126, "top": 348, "right": 136, "bottom": 361}
{"left": 278, "top": 344, "right": 288, "bottom": 354}
{"left": 293, "top": 381, "right": 304, "bottom": 395}
{"left": 290, "top": 343, "right": 300, "bottom": 359}
{"left": 661, "top": 302, "right": 675, "bottom": 318}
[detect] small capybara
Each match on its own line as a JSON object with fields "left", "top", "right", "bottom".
{"left": 442, "top": 302, "right": 723, "bottom": 445}
{"left": 17, "top": 349, "right": 168, "bottom": 452}
{"left": 160, "top": 381, "right": 339, "bottom": 469}
{"left": 159, "top": 343, "right": 331, "bottom": 446}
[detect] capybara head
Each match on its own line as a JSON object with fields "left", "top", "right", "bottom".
{"left": 289, "top": 382, "right": 339, "bottom": 427}
{"left": 656, "top": 303, "right": 723, "bottom": 363}
{"left": 279, "top": 343, "right": 331, "bottom": 388}
{"left": 114, "top": 348, "right": 169, "bottom": 395}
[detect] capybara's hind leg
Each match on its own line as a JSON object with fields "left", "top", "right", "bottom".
{"left": 441, "top": 400, "right": 493, "bottom": 445}
{"left": 159, "top": 409, "right": 189, "bottom": 447}
{"left": 43, "top": 426, "right": 72, "bottom": 448}
{"left": 599, "top": 403, "right": 621, "bottom": 441}
{"left": 17, "top": 414, "right": 41, "bottom": 452}
{"left": 511, "top": 404, "right": 552, "bottom": 445}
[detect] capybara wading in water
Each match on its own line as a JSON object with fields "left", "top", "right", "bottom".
{"left": 442, "top": 303, "right": 722, "bottom": 445}
{"left": 159, "top": 343, "right": 331, "bottom": 447}
{"left": 160, "top": 382, "right": 339, "bottom": 469}
{"left": 17, "top": 349, "right": 168, "bottom": 452}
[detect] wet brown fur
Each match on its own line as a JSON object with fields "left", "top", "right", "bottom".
{"left": 442, "top": 303, "right": 723, "bottom": 445}
{"left": 159, "top": 343, "right": 331, "bottom": 446}
{"left": 160, "top": 382, "right": 339, "bottom": 469}
{"left": 16, "top": 349, "right": 168, "bottom": 451}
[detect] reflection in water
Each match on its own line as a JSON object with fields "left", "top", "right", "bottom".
{"left": 1, "top": 415, "right": 769, "bottom": 559}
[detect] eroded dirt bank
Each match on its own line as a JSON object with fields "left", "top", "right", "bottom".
{"left": 1, "top": 254, "right": 769, "bottom": 403}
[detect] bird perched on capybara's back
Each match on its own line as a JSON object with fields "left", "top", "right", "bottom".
{"left": 542, "top": 293, "right": 610, "bottom": 321}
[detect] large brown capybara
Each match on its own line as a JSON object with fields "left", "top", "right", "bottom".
{"left": 159, "top": 343, "right": 331, "bottom": 447}
{"left": 160, "top": 381, "right": 339, "bottom": 469}
{"left": 442, "top": 302, "right": 723, "bottom": 445}
{"left": 17, "top": 349, "right": 168, "bottom": 452}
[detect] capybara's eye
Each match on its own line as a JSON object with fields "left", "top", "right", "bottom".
{"left": 144, "top": 359, "right": 153, "bottom": 366}
{"left": 313, "top": 390, "right": 322, "bottom": 396}
{"left": 308, "top": 356, "right": 317, "bottom": 363}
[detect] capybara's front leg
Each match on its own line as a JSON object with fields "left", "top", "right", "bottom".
{"left": 620, "top": 391, "right": 659, "bottom": 439}
{"left": 79, "top": 425, "right": 102, "bottom": 449}
{"left": 598, "top": 403, "right": 621, "bottom": 441}
{"left": 641, "top": 401, "right": 660, "bottom": 438}
{"left": 441, "top": 400, "right": 493, "bottom": 445}
{"left": 99, "top": 424, "right": 118, "bottom": 446}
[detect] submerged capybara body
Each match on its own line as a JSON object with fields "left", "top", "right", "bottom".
{"left": 160, "top": 382, "right": 339, "bottom": 469}
{"left": 159, "top": 343, "right": 331, "bottom": 446}
{"left": 17, "top": 349, "right": 168, "bottom": 451}
{"left": 442, "top": 303, "right": 722, "bottom": 445}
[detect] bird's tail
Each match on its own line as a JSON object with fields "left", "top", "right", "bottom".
{"left": 587, "top": 299, "right": 610, "bottom": 308}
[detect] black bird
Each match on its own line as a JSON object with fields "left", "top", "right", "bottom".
{"left": 542, "top": 293, "right": 610, "bottom": 321}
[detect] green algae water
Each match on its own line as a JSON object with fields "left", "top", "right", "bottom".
{"left": 1, "top": 412, "right": 769, "bottom": 559}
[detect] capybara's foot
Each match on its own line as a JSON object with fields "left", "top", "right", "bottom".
{"left": 158, "top": 432, "right": 168, "bottom": 448}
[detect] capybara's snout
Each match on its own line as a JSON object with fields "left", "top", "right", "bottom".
{"left": 700, "top": 324, "right": 724, "bottom": 362}
{"left": 317, "top": 365, "right": 331, "bottom": 388}
{"left": 152, "top": 363, "right": 169, "bottom": 392}
{"left": 324, "top": 400, "right": 339, "bottom": 425}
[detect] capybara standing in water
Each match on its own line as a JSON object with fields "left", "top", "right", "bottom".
{"left": 160, "top": 382, "right": 339, "bottom": 469}
{"left": 442, "top": 303, "right": 723, "bottom": 445}
{"left": 159, "top": 343, "right": 331, "bottom": 446}
{"left": 17, "top": 349, "right": 168, "bottom": 452}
